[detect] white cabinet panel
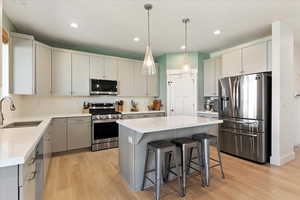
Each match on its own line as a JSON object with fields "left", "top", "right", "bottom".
{"left": 67, "top": 117, "right": 91, "bottom": 150}
{"left": 35, "top": 42, "right": 51, "bottom": 96}
{"left": 267, "top": 40, "right": 272, "bottom": 71}
{"left": 51, "top": 118, "right": 67, "bottom": 153}
{"left": 133, "top": 61, "right": 147, "bottom": 96}
{"left": 147, "top": 64, "right": 159, "bottom": 97}
{"left": 71, "top": 53, "right": 90, "bottom": 96}
{"left": 11, "top": 33, "right": 35, "bottom": 95}
{"left": 90, "top": 55, "right": 105, "bottom": 79}
{"left": 118, "top": 60, "right": 134, "bottom": 96}
{"left": 215, "top": 57, "right": 222, "bottom": 94}
{"left": 204, "top": 59, "right": 216, "bottom": 96}
{"left": 222, "top": 49, "right": 242, "bottom": 78}
{"left": 104, "top": 57, "right": 118, "bottom": 80}
{"left": 242, "top": 42, "right": 267, "bottom": 74}
{"left": 51, "top": 49, "right": 72, "bottom": 96}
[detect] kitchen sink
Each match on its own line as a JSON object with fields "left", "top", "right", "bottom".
{"left": 3, "top": 121, "right": 42, "bottom": 129}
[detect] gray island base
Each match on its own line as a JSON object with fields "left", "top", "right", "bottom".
{"left": 117, "top": 116, "right": 223, "bottom": 191}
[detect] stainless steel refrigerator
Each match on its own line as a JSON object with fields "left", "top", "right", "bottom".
{"left": 218, "top": 72, "right": 271, "bottom": 163}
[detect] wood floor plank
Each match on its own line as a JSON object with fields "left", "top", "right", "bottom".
{"left": 44, "top": 147, "right": 300, "bottom": 200}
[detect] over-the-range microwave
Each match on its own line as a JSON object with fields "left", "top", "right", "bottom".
{"left": 90, "top": 79, "right": 118, "bottom": 95}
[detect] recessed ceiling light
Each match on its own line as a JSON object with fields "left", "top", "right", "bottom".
{"left": 70, "top": 23, "right": 79, "bottom": 29}
{"left": 133, "top": 37, "right": 140, "bottom": 42}
{"left": 213, "top": 29, "right": 221, "bottom": 35}
{"left": 180, "top": 45, "right": 186, "bottom": 50}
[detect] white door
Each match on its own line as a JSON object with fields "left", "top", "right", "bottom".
{"left": 51, "top": 49, "right": 72, "bottom": 96}
{"left": 71, "top": 53, "right": 90, "bottom": 96}
{"left": 167, "top": 72, "right": 196, "bottom": 116}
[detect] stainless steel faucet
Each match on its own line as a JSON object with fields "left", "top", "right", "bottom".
{"left": 0, "top": 96, "right": 16, "bottom": 126}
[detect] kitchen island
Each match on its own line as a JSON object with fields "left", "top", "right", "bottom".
{"left": 117, "top": 115, "right": 223, "bottom": 191}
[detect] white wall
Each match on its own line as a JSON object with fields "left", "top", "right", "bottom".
{"left": 271, "top": 21, "right": 296, "bottom": 166}
{"left": 2, "top": 95, "right": 154, "bottom": 122}
{"left": 294, "top": 43, "right": 300, "bottom": 146}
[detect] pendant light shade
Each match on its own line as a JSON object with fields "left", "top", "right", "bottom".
{"left": 142, "top": 3, "right": 156, "bottom": 76}
{"left": 182, "top": 18, "right": 191, "bottom": 72}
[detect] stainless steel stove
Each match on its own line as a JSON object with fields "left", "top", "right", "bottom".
{"left": 89, "top": 103, "right": 122, "bottom": 151}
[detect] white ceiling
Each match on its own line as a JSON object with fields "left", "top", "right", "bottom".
{"left": 4, "top": 0, "right": 300, "bottom": 57}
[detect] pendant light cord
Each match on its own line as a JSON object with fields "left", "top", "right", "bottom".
{"left": 147, "top": 9, "right": 151, "bottom": 47}
{"left": 184, "top": 20, "right": 187, "bottom": 57}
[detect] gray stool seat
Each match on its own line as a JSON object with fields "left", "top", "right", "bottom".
{"left": 148, "top": 140, "right": 175, "bottom": 149}
{"left": 142, "top": 139, "right": 183, "bottom": 200}
{"left": 167, "top": 137, "right": 203, "bottom": 195}
{"left": 191, "top": 133, "right": 225, "bottom": 187}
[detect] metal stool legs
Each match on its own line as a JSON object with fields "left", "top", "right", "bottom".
{"left": 216, "top": 140, "right": 225, "bottom": 179}
{"left": 142, "top": 141, "right": 183, "bottom": 200}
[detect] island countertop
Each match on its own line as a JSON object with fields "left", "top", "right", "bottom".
{"left": 117, "top": 115, "right": 223, "bottom": 133}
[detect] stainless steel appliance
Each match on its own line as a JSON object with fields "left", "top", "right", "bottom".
{"left": 218, "top": 72, "right": 271, "bottom": 163}
{"left": 90, "top": 103, "right": 122, "bottom": 151}
{"left": 90, "top": 79, "right": 118, "bottom": 95}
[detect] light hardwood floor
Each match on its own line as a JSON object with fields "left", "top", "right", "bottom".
{"left": 44, "top": 147, "right": 300, "bottom": 200}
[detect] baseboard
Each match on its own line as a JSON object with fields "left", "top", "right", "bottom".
{"left": 271, "top": 151, "right": 295, "bottom": 166}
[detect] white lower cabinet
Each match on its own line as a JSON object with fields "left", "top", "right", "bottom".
{"left": 52, "top": 117, "right": 91, "bottom": 153}
{"left": 51, "top": 118, "right": 68, "bottom": 153}
{"left": 67, "top": 117, "right": 91, "bottom": 150}
{"left": 43, "top": 127, "right": 52, "bottom": 183}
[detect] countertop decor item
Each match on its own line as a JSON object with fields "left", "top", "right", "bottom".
{"left": 142, "top": 3, "right": 156, "bottom": 76}
{"left": 116, "top": 100, "right": 124, "bottom": 112}
{"left": 148, "top": 99, "right": 162, "bottom": 111}
{"left": 130, "top": 100, "right": 139, "bottom": 112}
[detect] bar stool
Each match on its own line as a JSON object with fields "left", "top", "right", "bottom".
{"left": 191, "top": 133, "right": 225, "bottom": 187}
{"left": 142, "top": 140, "right": 183, "bottom": 200}
{"left": 169, "top": 137, "right": 204, "bottom": 195}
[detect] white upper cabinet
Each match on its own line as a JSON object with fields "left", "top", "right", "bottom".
{"left": 11, "top": 33, "right": 35, "bottom": 95}
{"left": 118, "top": 59, "right": 134, "bottom": 96}
{"left": 90, "top": 55, "right": 105, "bottom": 79}
{"left": 221, "top": 49, "right": 242, "bottom": 78}
{"left": 90, "top": 56, "right": 118, "bottom": 81}
{"left": 133, "top": 61, "right": 147, "bottom": 96}
{"left": 204, "top": 59, "right": 217, "bottom": 96}
{"left": 104, "top": 57, "right": 118, "bottom": 80}
{"left": 35, "top": 42, "right": 51, "bottom": 96}
{"left": 147, "top": 64, "right": 159, "bottom": 97}
{"left": 51, "top": 49, "right": 72, "bottom": 96}
{"left": 242, "top": 41, "right": 268, "bottom": 74}
{"left": 71, "top": 53, "right": 90, "bottom": 96}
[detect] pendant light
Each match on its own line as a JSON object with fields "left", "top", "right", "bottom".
{"left": 142, "top": 4, "right": 156, "bottom": 75}
{"left": 182, "top": 18, "right": 191, "bottom": 72}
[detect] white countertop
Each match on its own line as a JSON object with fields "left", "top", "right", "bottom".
{"left": 197, "top": 110, "right": 219, "bottom": 117}
{"left": 0, "top": 113, "right": 91, "bottom": 168}
{"left": 117, "top": 115, "right": 223, "bottom": 133}
{"left": 121, "top": 110, "right": 165, "bottom": 115}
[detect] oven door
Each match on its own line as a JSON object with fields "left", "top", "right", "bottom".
{"left": 92, "top": 120, "right": 119, "bottom": 143}
{"left": 90, "top": 79, "right": 118, "bottom": 95}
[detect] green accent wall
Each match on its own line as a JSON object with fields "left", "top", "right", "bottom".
{"left": 39, "top": 40, "right": 144, "bottom": 61}
{"left": 156, "top": 52, "right": 209, "bottom": 112}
